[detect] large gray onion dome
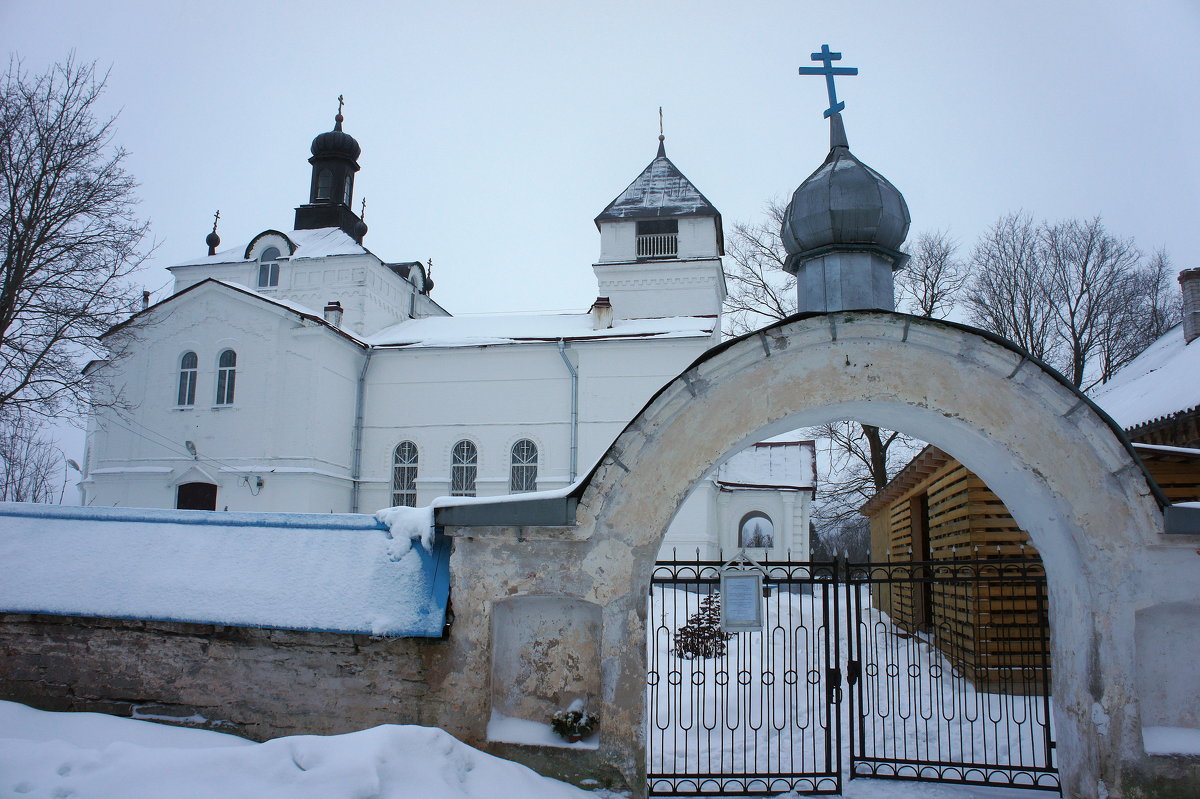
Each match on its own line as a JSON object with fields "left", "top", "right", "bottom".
{"left": 310, "top": 113, "right": 361, "bottom": 161}
{"left": 780, "top": 114, "right": 909, "bottom": 272}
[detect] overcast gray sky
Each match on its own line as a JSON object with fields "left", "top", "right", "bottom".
{"left": 7, "top": 0, "right": 1200, "bottom": 471}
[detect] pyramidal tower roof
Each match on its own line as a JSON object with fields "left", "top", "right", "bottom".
{"left": 594, "top": 140, "right": 720, "bottom": 227}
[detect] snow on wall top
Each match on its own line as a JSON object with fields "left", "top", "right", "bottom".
{"left": 595, "top": 148, "right": 720, "bottom": 223}
{"left": 1092, "top": 325, "right": 1200, "bottom": 430}
{"left": 0, "top": 502, "right": 449, "bottom": 637}
{"left": 367, "top": 312, "right": 715, "bottom": 348}
{"left": 169, "top": 227, "right": 369, "bottom": 268}
{"left": 716, "top": 440, "right": 817, "bottom": 489}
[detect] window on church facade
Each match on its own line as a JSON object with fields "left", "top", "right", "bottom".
{"left": 636, "top": 219, "right": 678, "bottom": 258}
{"left": 257, "top": 247, "right": 280, "bottom": 288}
{"left": 738, "top": 511, "right": 774, "bottom": 549}
{"left": 342, "top": 176, "right": 352, "bottom": 205}
{"left": 451, "top": 440, "right": 477, "bottom": 497}
{"left": 316, "top": 169, "right": 333, "bottom": 200}
{"left": 215, "top": 349, "right": 237, "bottom": 405}
{"left": 510, "top": 439, "right": 538, "bottom": 493}
{"left": 177, "top": 351, "right": 198, "bottom": 406}
{"left": 392, "top": 441, "right": 418, "bottom": 507}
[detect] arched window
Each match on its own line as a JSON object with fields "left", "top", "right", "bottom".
{"left": 738, "top": 511, "right": 774, "bottom": 549}
{"left": 392, "top": 441, "right": 418, "bottom": 507}
{"left": 342, "top": 175, "right": 353, "bottom": 205}
{"left": 257, "top": 246, "right": 280, "bottom": 288}
{"left": 215, "top": 349, "right": 237, "bottom": 405}
{"left": 316, "top": 169, "right": 333, "bottom": 200}
{"left": 510, "top": 439, "right": 538, "bottom": 493}
{"left": 177, "top": 351, "right": 198, "bottom": 406}
{"left": 451, "top": 440, "right": 477, "bottom": 497}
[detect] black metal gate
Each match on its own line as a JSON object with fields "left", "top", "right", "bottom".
{"left": 646, "top": 557, "right": 1057, "bottom": 796}
{"left": 647, "top": 559, "right": 843, "bottom": 795}
{"left": 844, "top": 559, "right": 1058, "bottom": 792}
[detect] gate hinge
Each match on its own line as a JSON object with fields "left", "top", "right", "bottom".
{"left": 847, "top": 659, "right": 861, "bottom": 686}
{"left": 827, "top": 667, "right": 843, "bottom": 704}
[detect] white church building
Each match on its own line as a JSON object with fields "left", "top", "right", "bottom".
{"left": 81, "top": 110, "right": 813, "bottom": 560}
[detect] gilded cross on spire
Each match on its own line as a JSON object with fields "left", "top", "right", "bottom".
{"left": 797, "top": 44, "right": 859, "bottom": 118}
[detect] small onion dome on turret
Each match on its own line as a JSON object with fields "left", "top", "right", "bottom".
{"left": 310, "top": 113, "right": 361, "bottom": 161}
{"left": 780, "top": 114, "right": 909, "bottom": 272}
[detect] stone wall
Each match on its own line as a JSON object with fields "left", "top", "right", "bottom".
{"left": 0, "top": 613, "right": 448, "bottom": 741}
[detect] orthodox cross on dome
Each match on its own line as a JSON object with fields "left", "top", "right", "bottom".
{"left": 211, "top": 209, "right": 220, "bottom": 234}
{"left": 797, "top": 44, "right": 858, "bottom": 118}
{"left": 337, "top": 94, "right": 345, "bottom": 116}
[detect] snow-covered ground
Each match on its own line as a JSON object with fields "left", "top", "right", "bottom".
{"left": 0, "top": 699, "right": 1053, "bottom": 799}
{"left": 0, "top": 701, "right": 604, "bottom": 799}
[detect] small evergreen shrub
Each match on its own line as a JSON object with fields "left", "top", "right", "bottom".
{"left": 673, "top": 591, "right": 734, "bottom": 659}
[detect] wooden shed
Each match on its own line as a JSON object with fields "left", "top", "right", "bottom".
{"left": 859, "top": 443, "right": 1200, "bottom": 692}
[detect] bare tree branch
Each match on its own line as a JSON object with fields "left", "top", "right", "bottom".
{"left": 0, "top": 407, "right": 62, "bottom": 502}
{"left": 895, "top": 230, "right": 968, "bottom": 318}
{"left": 0, "top": 55, "right": 149, "bottom": 420}
{"left": 722, "top": 199, "right": 795, "bottom": 335}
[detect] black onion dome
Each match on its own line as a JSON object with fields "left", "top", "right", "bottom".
{"left": 781, "top": 116, "right": 909, "bottom": 258}
{"left": 310, "top": 114, "right": 361, "bottom": 161}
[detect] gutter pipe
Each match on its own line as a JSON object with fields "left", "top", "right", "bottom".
{"left": 350, "top": 348, "right": 374, "bottom": 513}
{"left": 557, "top": 339, "right": 579, "bottom": 482}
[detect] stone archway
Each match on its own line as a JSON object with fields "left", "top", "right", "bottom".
{"left": 569, "top": 311, "right": 1164, "bottom": 798}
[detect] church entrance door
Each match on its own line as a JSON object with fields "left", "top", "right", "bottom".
{"left": 176, "top": 481, "right": 217, "bottom": 510}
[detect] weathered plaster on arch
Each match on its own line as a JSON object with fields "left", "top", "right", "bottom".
{"left": 566, "top": 311, "right": 1167, "bottom": 798}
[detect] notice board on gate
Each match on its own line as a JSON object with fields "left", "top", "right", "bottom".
{"left": 720, "top": 569, "right": 764, "bottom": 633}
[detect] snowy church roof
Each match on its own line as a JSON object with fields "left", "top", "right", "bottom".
{"left": 594, "top": 141, "right": 721, "bottom": 225}
{"left": 168, "top": 227, "right": 371, "bottom": 269}
{"left": 1092, "top": 324, "right": 1200, "bottom": 431}
{"left": 0, "top": 503, "right": 450, "bottom": 637}
{"left": 715, "top": 440, "right": 816, "bottom": 490}
{"left": 367, "top": 312, "right": 716, "bottom": 348}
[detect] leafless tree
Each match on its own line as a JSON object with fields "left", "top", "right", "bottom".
{"left": 0, "top": 56, "right": 149, "bottom": 421}
{"left": 964, "top": 214, "right": 1178, "bottom": 390}
{"left": 808, "top": 420, "right": 921, "bottom": 540}
{"left": 1093, "top": 248, "right": 1180, "bottom": 387}
{"left": 963, "top": 213, "right": 1056, "bottom": 361}
{"left": 0, "top": 409, "right": 62, "bottom": 502}
{"left": 722, "top": 200, "right": 795, "bottom": 335}
{"left": 895, "top": 230, "right": 968, "bottom": 318}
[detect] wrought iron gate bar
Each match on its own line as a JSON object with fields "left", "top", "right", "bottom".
{"left": 647, "top": 557, "right": 1057, "bottom": 795}
{"left": 844, "top": 558, "right": 1058, "bottom": 792}
{"left": 647, "top": 558, "right": 841, "bottom": 796}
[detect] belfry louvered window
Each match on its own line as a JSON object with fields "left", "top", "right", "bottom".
{"left": 451, "top": 440, "right": 477, "bottom": 497}
{"left": 392, "top": 441, "right": 418, "bottom": 507}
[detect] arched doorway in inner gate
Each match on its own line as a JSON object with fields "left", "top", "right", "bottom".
{"left": 572, "top": 311, "right": 1163, "bottom": 799}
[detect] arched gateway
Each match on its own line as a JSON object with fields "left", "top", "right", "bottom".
{"left": 438, "top": 309, "right": 1181, "bottom": 799}
{"left": 436, "top": 57, "right": 1194, "bottom": 797}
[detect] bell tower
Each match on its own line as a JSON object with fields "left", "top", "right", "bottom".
{"left": 294, "top": 96, "right": 366, "bottom": 240}
{"left": 591, "top": 130, "right": 726, "bottom": 324}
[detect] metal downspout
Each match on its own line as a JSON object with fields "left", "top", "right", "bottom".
{"left": 557, "top": 339, "right": 578, "bottom": 482}
{"left": 350, "top": 348, "right": 374, "bottom": 513}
